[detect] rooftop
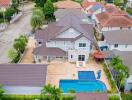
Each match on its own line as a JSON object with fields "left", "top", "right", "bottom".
{"left": 76, "top": 93, "right": 108, "bottom": 100}
{"left": 0, "top": 0, "right": 10, "bottom": 8}
{"left": 96, "top": 5, "right": 132, "bottom": 27}
{"left": 103, "top": 30, "right": 132, "bottom": 45}
{"left": 54, "top": 0, "right": 82, "bottom": 9}
{"left": 54, "top": 9, "right": 88, "bottom": 19}
{"left": 0, "top": 64, "right": 47, "bottom": 87}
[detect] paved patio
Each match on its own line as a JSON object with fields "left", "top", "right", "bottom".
{"left": 46, "top": 56, "right": 111, "bottom": 90}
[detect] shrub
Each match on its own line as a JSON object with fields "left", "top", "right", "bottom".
{"left": 109, "top": 95, "right": 120, "bottom": 100}
{"left": 5, "top": 7, "right": 16, "bottom": 21}
{"left": 62, "top": 96, "right": 74, "bottom": 100}
{"left": 103, "top": 63, "right": 117, "bottom": 93}
{"left": 126, "top": 7, "right": 132, "bottom": 15}
{"left": 121, "top": 93, "right": 132, "bottom": 100}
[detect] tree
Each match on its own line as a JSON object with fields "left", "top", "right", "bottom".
{"left": 43, "top": 0, "right": 56, "bottom": 21}
{"left": 7, "top": 49, "right": 20, "bottom": 63}
{"left": 41, "top": 84, "right": 62, "bottom": 100}
{"left": 114, "top": 0, "right": 122, "bottom": 6}
{"left": 34, "top": 0, "right": 46, "bottom": 8}
{"left": 0, "top": 85, "right": 4, "bottom": 100}
{"left": 13, "top": 35, "right": 27, "bottom": 54}
{"left": 31, "top": 8, "right": 44, "bottom": 30}
{"left": 110, "top": 56, "right": 129, "bottom": 89}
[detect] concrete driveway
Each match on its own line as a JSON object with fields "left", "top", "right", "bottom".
{"left": 0, "top": 3, "right": 34, "bottom": 63}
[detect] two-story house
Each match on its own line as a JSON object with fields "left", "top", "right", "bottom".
{"left": 33, "top": 14, "right": 95, "bottom": 64}
{"left": 95, "top": 5, "right": 132, "bottom": 36}
{"left": 98, "top": 30, "right": 132, "bottom": 51}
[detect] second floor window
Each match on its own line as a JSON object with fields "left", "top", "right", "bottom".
{"left": 114, "top": 44, "right": 118, "bottom": 48}
{"left": 38, "top": 41, "right": 42, "bottom": 44}
{"left": 79, "top": 43, "right": 86, "bottom": 47}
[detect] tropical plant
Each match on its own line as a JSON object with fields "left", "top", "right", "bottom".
{"left": 0, "top": 84, "right": 4, "bottom": 100}
{"left": 43, "top": 0, "right": 56, "bottom": 21}
{"left": 34, "top": 0, "right": 46, "bottom": 8}
{"left": 13, "top": 35, "right": 27, "bottom": 54}
{"left": 110, "top": 56, "right": 129, "bottom": 90}
{"left": 114, "top": 0, "right": 122, "bottom": 6}
{"left": 41, "top": 84, "right": 62, "bottom": 100}
{"left": 31, "top": 8, "right": 44, "bottom": 30}
{"left": 7, "top": 49, "right": 20, "bottom": 63}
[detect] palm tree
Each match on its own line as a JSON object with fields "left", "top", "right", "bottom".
{"left": 41, "top": 84, "right": 62, "bottom": 100}
{"left": 31, "top": 8, "right": 44, "bottom": 30}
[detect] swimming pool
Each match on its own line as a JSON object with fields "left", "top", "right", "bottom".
{"left": 59, "top": 71, "right": 107, "bottom": 93}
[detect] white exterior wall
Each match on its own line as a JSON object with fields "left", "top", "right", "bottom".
{"left": 109, "top": 44, "right": 132, "bottom": 51}
{"left": 56, "top": 28, "right": 81, "bottom": 38}
{"left": 46, "top": 41, "right": 74, "bottom": 51}
{"left": 4, "top": 86, "right": 42, "bottom": 95}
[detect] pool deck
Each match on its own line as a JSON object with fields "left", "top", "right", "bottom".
{"left": 46, "top": 56, "right": 111, "bottom": 91}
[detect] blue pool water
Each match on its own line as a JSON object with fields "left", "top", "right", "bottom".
{"left": 59, "top": 71, "right": 107, "bottom": 93}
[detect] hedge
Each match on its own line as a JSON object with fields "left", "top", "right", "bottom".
{"left": 121, "top": 93, "right": 132, "bottom": 100}
{"left": 1, "top": 95, "right": 74, "bottom": 100}
{"left": 103, "top": 63, "right": 117, "bottom": 93}
{"left": 109, "top": 95, "right": 119, "bottom": 100}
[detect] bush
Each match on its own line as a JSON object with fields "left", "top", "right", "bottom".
{"left": 103, "top": 63, "right": 117, "bottom": 93}
{"left": 126, "top": 7, "right": 132, "bottom": 15}
{"left": 109, "top": 95, "right": 119, "bottom": 100}
{"left": 5, "top": 7, "right": 16, "bottom": 21}
{"left": 121, "top": 93, "right": 132, "bottom": 100}
{"left": 62, "top": 96, "right": 74, "bottom": 100}
{"left": 1, "top": 95, "right": 74, "bottom": 100}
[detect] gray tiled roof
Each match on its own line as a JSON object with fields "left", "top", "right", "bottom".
{"left": 113, "top": 50, "right": 132, "bottom": 74}
{"left": 54, "top": 9, "right": 88, "bottom": 19}
{"left": 33, "top": 47, "right": 68, "bottom": 56}
{"left": 0, "top": 64, "right": 47, "bottom": 87}
{"left": 35, "top": 13, "right": 94, "bottom": 43}
{"left": 103, "top": 30, "right": 132, "bottom": 45}
{"left": 76, "top": 93, "right": 108, "bottom": 100}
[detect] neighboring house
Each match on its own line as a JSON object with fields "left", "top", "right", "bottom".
{"left": 54, "top": 0, "right": 82, "bottom": 9}
{"left": 127, "top": 0, "right": 132, "bottom": 8}
{"left": 54, "top": 9, "right": 90, "bottom": 23}
{"left": 76, "top": 93, "right": 108, "bottom": 100}
{"left": 33, "top": 14, "right": 95, "bottom": 64}
{"left": 98, "top": 30, "right": 132, "bottom": 51}
{"left": 95, "top": 5, "right": 132, "bottom": 34}
{"left": 0, "top": 64, "right": 47, "bottom": 94}
{"left": 0, "top": 0, "right": 11, "bottom": 9}
{"left": 104, "top": 50, "right": 132, "bottom": 92}
{"left": 82, "top": 1, "right": 105, "bottom": 20}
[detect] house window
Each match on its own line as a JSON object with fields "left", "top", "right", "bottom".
{"left": 78, "top": 55, "right": 85, "bottom": 61}
{"left": 125, "top": 44, "right": 128, "bottom": 48}
{"left": 71, "top": 55, "right": 73, "bottom": 58}
{"left": 114, "top": 44, "right": 118, "bottom": 48}
{"left": 120, "top": 27, "right": 123, "bottom": 30}
{"left": 38, "top": 41, "right": 42, "bottom": 44}
{"left": 79, "top": 43, "right": 86, "bottom": 47}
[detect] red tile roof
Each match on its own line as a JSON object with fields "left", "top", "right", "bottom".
{"left": 82, "top": 0, "right": 98, "bottom": 9}
{"left": 54, "top": 0, "right": 82, "bottom": 9}
{"left": 0, "top": 0, "right": 10, "bottom": 8}
{"left": 96, "top": 6, "right": 132, "bottom": 27}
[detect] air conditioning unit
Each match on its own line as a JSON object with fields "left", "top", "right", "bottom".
{"left": 76, "top": 61, "right": 85, "bottom": 67}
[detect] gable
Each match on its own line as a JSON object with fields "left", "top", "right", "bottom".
{"left": 56, "top": 28, "right": 81, "bottom": 38}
